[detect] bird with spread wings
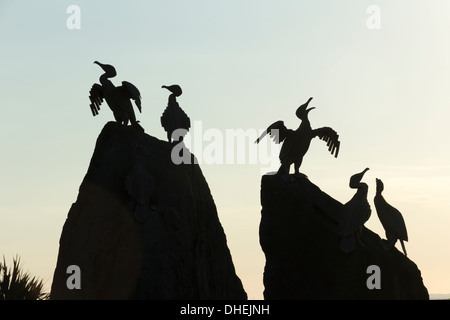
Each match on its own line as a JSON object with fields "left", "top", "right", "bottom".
{"left": 88, "top": 61, "right": 142, "bottom": 130}
{"left": 256, "top": 97, "right": 340, "bottom": 175}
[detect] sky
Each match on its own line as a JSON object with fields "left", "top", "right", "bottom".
{"left": 1, "top": 1, "right": 450, "bottom": 300}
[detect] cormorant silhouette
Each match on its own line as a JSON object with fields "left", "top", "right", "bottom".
{"left": 89, "top": 61, "right": 142, "bottom": 130}
{"left": 160, "top": 84, "right": 191, "bottom": 143}
{"left": 374, "top": 178, "right": 408, "bottom": 256}
{"left": 339, "top": 168, "right": 371, "bottom": 254}
{"left": 255, "top": 97, "right": 340, "bottom": 175}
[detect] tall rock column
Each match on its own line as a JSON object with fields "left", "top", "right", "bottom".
{"left": 50, "top": 122, "right": 247, "bottom": 300}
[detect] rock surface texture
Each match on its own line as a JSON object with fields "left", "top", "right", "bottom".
{"left": 50, "top": 122, "right": 246, "bottom": 299}
{"left": 259, "top": 174, "right": 429, "bottom": 299}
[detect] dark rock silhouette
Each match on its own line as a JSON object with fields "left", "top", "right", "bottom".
{"left": 259, "top": 174, "right": 428, "bottom": 299}
{"left": 255, "top": 97, "right": 340, "bottom": 175}
{"left": 160, "top": 84, "right": 191, "bottom": 143}
{"left": 89, "top": 61, "right": 143, "bottom": 131}
{"left": 374, "top": 178, "right": 409, "bottom": 256}
{"left": 50, "top": 122, "right": 246, "bottom": 299}
{"left": 339, "top": 168, "right": 371, "bottom": 254}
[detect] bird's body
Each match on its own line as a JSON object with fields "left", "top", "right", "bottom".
{"left": 89, "top": 61, "right": 142, "bottom": 129}
{"left": 374, "top": 178, "right": 408, "bottom": 256}
{"left": 255, "top": 97, "right": 340, "bottom": 175}
{"left": 160, "top": 85, "right": 190, "bottom": 143}
{"left": 279, "top": 120, "right": 313, "bottom": 172}
{"left": 339, "top": 168, "right": 371, "bottom": 254}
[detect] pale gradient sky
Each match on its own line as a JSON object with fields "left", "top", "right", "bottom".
{"left": 1, "top": 1, "right": 450, "bottom": 299}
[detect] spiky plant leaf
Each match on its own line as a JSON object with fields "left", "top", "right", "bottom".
{"left": 0, "top": 255, "right": 49, "bottom": 300}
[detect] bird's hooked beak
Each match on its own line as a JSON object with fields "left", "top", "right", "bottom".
{"left": 305, "top": 97, "right": 314, "bottom": 112}
{"left": 349, "top": 167, "right": 370, "bottom": 189}
{"left": 94, "top": 61, "right": 117, "bottom": 77}
{"left": 94, "top": 61, "right": 105, "bottom": 68}
{"left": 162, "top": 84, "right": 183, "bottom": 97}
{"left": 295, "top": 97, "right": 314, "bottom": 119}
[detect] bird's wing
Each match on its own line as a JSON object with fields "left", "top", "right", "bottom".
{"left": 88, "top": 83, "right": 104, "bottom": 116}
{"left": 122, "top": 81, "right": 142, "bottom": 113}
{"left": 392, "top": 207, "right": 408, "bottom": 240}
{"left": 375, "top": 198, "right": 408, "bottom": 241}
{"left": 313, "top": 127, "right": 340, "bottom": 158}
{"left": 340, "top": 192, "right": 371, "bottom": 236}
{"left": 255, "top": 120, "right": 293, "bottom": 144}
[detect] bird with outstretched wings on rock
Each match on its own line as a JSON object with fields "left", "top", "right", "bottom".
{"left": 88, "top": 61, "right": 143, "bottom": 131}
{"left": 256, "top": 97, "right": 340, "bottom": 175}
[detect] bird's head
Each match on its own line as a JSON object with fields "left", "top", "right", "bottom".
{"left": 162, "top": 84, "right": 182, "bottom": 97}
{"left": 295, "top": 97, "right": 314, "bottom": 120}
{"left": 375, "top": 178, "right": 384, "bottom": 193}
{"left": 349, "top": 167, "right": 370, "bottom": 189}
{"left": 94, "top": 61, "right": 117, "bottom": 78}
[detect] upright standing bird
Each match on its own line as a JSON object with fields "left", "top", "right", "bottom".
{"left": 374, "top": 178, "right": 408, "bottom": 256}
{"left": 89, "top": 61, "right": 142, "bottom": 129}
{"left": 255, "top": 97, "right": 340, "bottom": 175}
{"left": 160, "top": 84, "right": 191, "bottom": 143}
{"left": 339, "top": 168, "right": 372, "bottom": 254}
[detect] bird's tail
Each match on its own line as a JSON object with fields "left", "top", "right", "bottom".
{"left": 400, "top": 240, "right": 407, "bottom": 257}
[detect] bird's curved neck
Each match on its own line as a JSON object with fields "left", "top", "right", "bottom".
{"left": 375, "top": 187, "right": 383, "bottom": 197}
{"left": 167, "top": 94, "right": 179, "bottom": 107}
{"left": 99, "top": 71, "right": 115, "bottom": 85}
{"left": 298, "top": 117, "right": 311, "bottom": 130}
{"left": 99, "top": 74, "right": 115, "bottom": 89}
{"left": 354, "top": 182, "right": 368, "bottom": 190}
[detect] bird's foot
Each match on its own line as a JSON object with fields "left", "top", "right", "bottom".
{"left": 274, "top": 170, "right": 294, "bottom": 182}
